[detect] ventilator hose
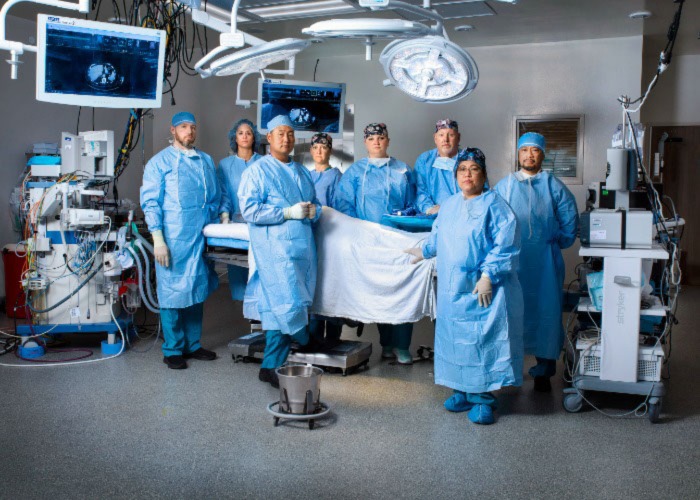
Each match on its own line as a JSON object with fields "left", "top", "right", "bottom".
{"left": 127, "top": 246, "right": 160, "bottom": 314}
{"left": 27, "top": 263, "right": 104, "bottom": 314}
{"left": 134, "top": 240, "right": 160, "bottom": 309}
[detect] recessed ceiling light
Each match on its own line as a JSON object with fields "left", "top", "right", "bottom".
{"left": 628, "top": 11, "right": 652, "bottom": 20}
{"left": 454, "top": 24, "right": 475, "bottom": 32}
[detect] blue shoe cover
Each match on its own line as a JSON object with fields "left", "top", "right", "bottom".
{"left": 444, "top": 392, "right": 474, "bottom": 413}
{"left": 468, "top": 404, "right": 495, "bottom": 425}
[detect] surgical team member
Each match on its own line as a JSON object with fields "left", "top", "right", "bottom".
{"left": 140, "top": 112, "right": 220, "bottom": 370}
{"left": 406, "top": 148, "right": 523, "bottom": 425}
{"left": 414, "top": 119, "right": 462, "bottom": 215}
{"left": 238, "top": 115, "right": 322, "bottom": 388}
{"left": 217, "top": 119, "right": 263, "bottom": 301}
{"left": 307, "top": 132, "right": 343, "bottom": 348}
{"left": 494, "top": 132, "right": 579, "bottom": 392}
{"left": 334, "top": 122, "right": 415, "bottom": 365}
{"left": 308, "top": 132, "right": 342, "bottom": 207}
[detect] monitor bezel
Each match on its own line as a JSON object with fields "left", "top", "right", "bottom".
{"left": 257, "top": 78, "right": 346, "bottom": 140}
{"left": 36, "top": 14, "right": 167, "bottom": 109}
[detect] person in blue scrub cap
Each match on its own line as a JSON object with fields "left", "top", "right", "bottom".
{"left": 238, "top": 114, "right": 322, "bottom": 388}
{"left": 217, "top": 119, "right": 263, "bottom": 302}
{"left": 493, "top": 132, "right": 579, "bottom": 392}
{"left": 306, "top": 132, "right": 344, "bottom": 349}
{"left": 414, "top": 119, "right": 462, "bottom": 215}
{"left": 140, "top": 111, "right": 220, "bottom": 370}
{"left": 334, "top": 122, "right": 416, "bottom": 365}
{"left": 406, "top": 148, "right": 524, "bottom": 425}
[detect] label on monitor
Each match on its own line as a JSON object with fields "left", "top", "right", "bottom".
{"left": 590, "top": 230, "right": 607, "bottom": 240}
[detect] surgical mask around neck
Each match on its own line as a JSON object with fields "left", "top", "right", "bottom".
{"left": 368, "top": 157, "right": 390, "bottom": 167}
{"left": 433, "top": 156, "right": 456, "bottom": 171}
{"left": 182, "top": 147, "right": 198, "bottom": 158}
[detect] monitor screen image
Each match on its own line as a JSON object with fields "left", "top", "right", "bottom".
{"left": 36, "top": 15, "right": 167, "bottom": 108}
{"left": 257, "top": 79, "right": 346, "bottom": 139}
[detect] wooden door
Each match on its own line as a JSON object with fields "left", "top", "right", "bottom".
{"left": 649, "top": 125, "right": 700, "bottom": 284}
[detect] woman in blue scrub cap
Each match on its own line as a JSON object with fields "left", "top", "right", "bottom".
{"left": 217, "top": 118, "right": 263, "bottom": 301}
{"left": 406, "top": 148, "right": 524, "bottom": 425}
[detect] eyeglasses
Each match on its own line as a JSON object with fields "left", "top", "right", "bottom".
{"left": 456, "top": 165, "right": 482, "bottom": 175}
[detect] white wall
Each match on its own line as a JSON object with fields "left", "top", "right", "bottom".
{"left": 641, "top": 53, "right": 700, "bottom": 125}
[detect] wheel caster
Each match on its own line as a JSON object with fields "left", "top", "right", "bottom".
{"left": 274, "top": 417, "right": 279, "bottom": 427}
{"left": 342, "top": 370, "right": 347, "bottom": 377}
{"left": 648, "top": 402, "right": 661, "bottom": 423}
{"left": 308, "top": 419, "right": 315, "bottom": 430}
{"left": 563, "top": 392, "right": 584, "bottom": 413}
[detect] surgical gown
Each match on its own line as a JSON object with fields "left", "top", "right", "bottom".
{"left": 309, "top": 167, "right": 342, "bottom": 207}
{"left": 493, "top": 171, "right": 579, "bottom": 360}
{"left": 414, "top": 148, "right": 460, "bottom": 213}
{"left": 238, "top": 155, "right": 322, "bottom": 334}
{"left": 140, "top": 146, "right": 220, "bottom": 309}
{"left": 217, "top": 152, "right": 262, "bottom": 301}
{"left": 333, "top": 157, "right": 414, "bottom": 223}
{"left": 422, "top": 189, "right": 524, "bottom": 394}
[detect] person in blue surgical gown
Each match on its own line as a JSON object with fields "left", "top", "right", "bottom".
{"left": 334, "top": 122, "right": 416, "bottom": 365}
{"left": 406, "top": 148, "right": 523, "bottom": 425}
{"left": 140, "top": 111, "right": 220, "bottom": 370}
{"left": 217, "top": 119, "right": 262, "bottom": 301}
{"left": 414, "top": 118, "right": 462, "bottom": 215}
{"left": 306, "top": 132, "right": 344, "bottom": 348}
{"left": 238, "top": 115, "right": 322, "bottom": 388}
{"left": 493, "top": 132, "right": 579, "bottom": 392}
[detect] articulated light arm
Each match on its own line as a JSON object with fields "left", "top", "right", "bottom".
{"left": 0, "top": 0, "right": 90, "bottom": 79}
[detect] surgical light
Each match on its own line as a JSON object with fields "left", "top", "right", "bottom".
{"left": 379, "top": 36, "right": 478, "bottom": 103}
{"left": 196, "top": 38, "right": 310, "bottom": 77}
{"left": 193, "top": 0, "right": 311, "bottom": 78}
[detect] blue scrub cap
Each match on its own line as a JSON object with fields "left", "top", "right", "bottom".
{"left": 364, "top": 123, "right": 388, "bottom": 139}
{"left": 228, "top": 118, "right": 260, "bottom": 153}
{"left": 172, "top": 112, "right": 196, "bottom": 127}
{"left": 267, "top": 114, "right": 295, "bottom": 132}
{"left": 456, "top": 147, "right": 487, "bottom": 172}
{"left": 517, "top": 132, "right": 546, "bottom": 154}
{"left": 311, "top": 132, "right": 332, "bottom": 149}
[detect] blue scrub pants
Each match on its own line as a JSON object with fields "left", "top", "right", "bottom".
{"left": 160, "top": 303, "right": 204, "bottom": 357}
{"left": 377, "top": 323, "right": 413, "bottom": 350}
{"left": 261, "top": 327, "right": 309, "bottom": 369}
{"left": 529, "top": 357, "right": 557, "bottom": 378}
{"left": 456, "top": 390, "right": 498, "bottom": 408}
{"left": 228, "top": 265, "right": 248, "bottom": 301}
{"left": 308, "top": 315, "right": 342, "bottom": 343}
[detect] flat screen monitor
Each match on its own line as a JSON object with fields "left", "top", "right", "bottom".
{"left": 36, "top": 15, "right": 167, "bottom": 108}
{"left": 257, "top": 79, "right": 346, "bottom": 139}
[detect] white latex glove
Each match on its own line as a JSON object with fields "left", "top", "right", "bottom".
{"left": 283, "top": 202, "right": 310, "bottom": 220}
{"left": 472, "top": 274, "right": 492, "bottom": 307}
{"left": 152, "top": 230, "right": 170, "bottom": 268}
{"left": 220, "top": 212, "right": 230, "bottom": 224}
{"left": 307, "top": 203, "right": 317, "bottom": 220}
{"left": 403, "top": 247, "right": 424, "bottom": 264}
{"left": 425, "top": 205, "right": 440, "bottom": 215}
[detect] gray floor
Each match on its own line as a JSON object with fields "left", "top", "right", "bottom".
{"left": 2, "top": 284, "right": 699, "bottom": 499}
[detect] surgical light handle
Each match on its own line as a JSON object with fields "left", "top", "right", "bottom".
{"left": 0, "top": 0, "right": 90, "bottom": 79}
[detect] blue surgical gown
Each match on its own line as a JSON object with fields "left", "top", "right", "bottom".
{"left": 309, "top": 167, "right": 342, "bottom": 207}
{"left": 333, "top": 157, "right": 414, "bottom": 223}
{"left": 217, "top": 152, "right": 262, "bottom": 216}
{"left": 140, "top": 146, "right": 220, "bottom": 309}
{"left": 217, "top": 152, "right": 262, "bottom": 301}
{"left": 238, "top": 155, "right": 322, "bottom": 334}
{"left": 414, "top": 148, "right": 460, "bottom": 213}
{"left": 423, "top": 189, "right": 524, "bottom": 393}
{"left": 493, "top": 171, "right": 579, "bottom": 360}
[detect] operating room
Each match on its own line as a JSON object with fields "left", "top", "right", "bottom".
{"left": 1, "top": 0, "right": 699, "bottom": 498}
